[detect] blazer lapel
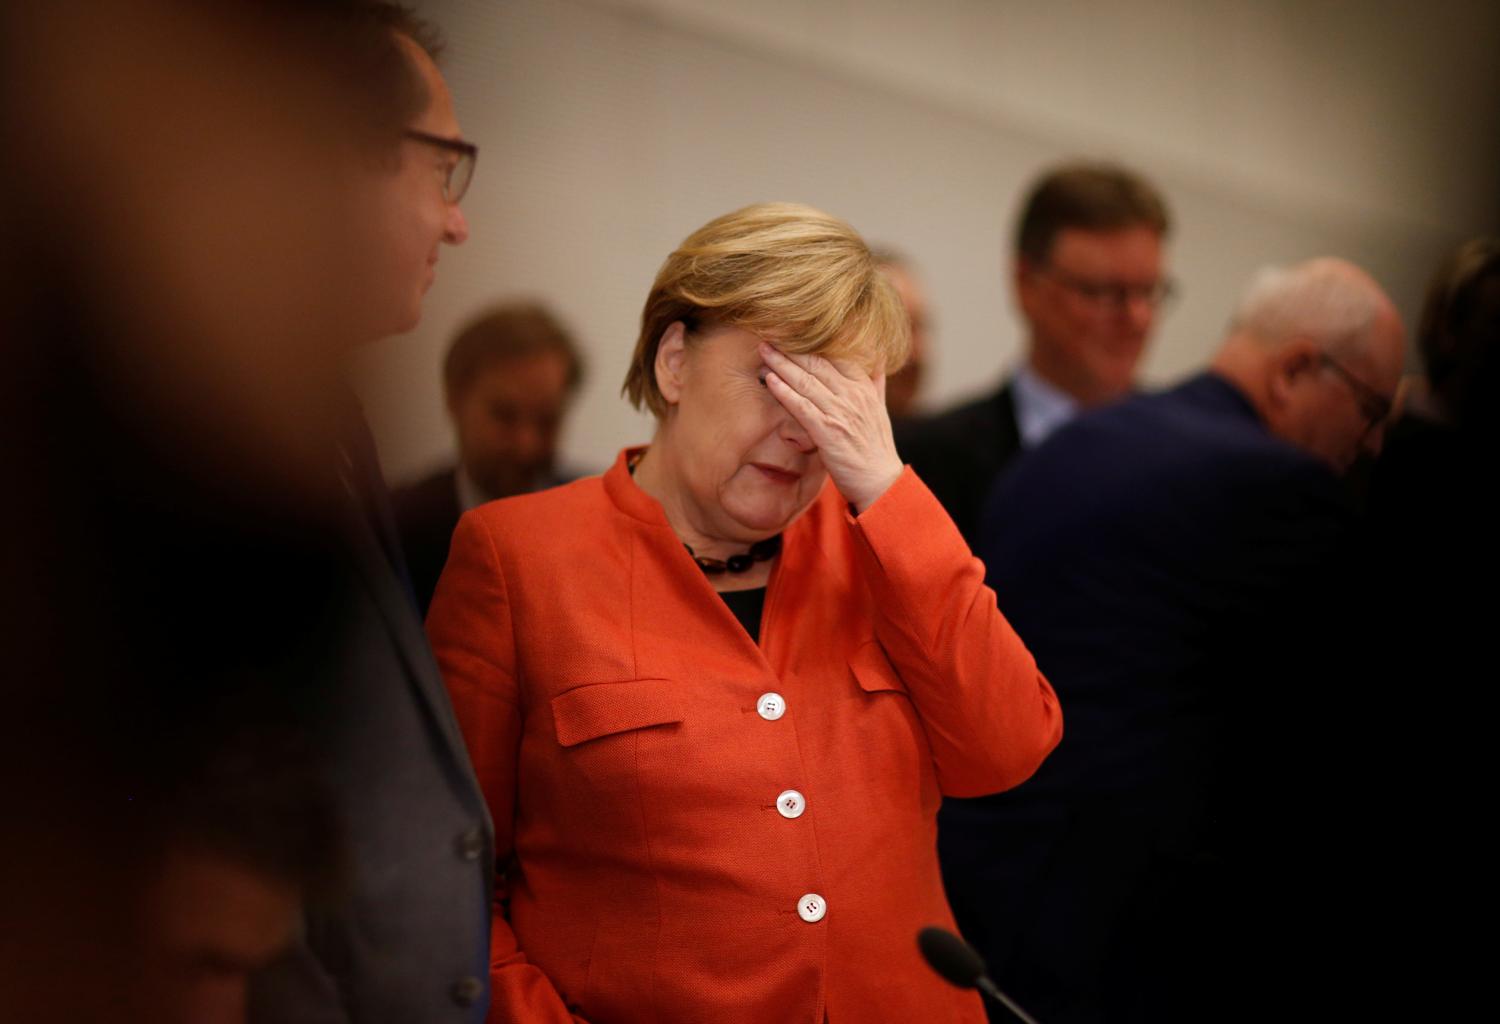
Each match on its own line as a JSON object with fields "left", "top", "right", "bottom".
{"left": 334, "top": 450, "right": 478, "bottom": 797}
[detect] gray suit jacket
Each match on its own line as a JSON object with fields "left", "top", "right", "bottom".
{"left": 251, "top": 418, "right": 494, "bottom": 1024}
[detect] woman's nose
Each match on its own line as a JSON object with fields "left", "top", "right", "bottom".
{"left": 779, "top": 410, "right": 816, "bottom": 453}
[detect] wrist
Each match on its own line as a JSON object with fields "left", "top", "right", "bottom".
{"left": 846, "top": 460, "right": 904, "bottom": 515}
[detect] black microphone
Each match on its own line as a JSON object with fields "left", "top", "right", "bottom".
{"left": 917, "top": 926, "right": 1042, "bottom": 1024}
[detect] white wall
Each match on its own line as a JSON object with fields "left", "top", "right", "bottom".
{"left": 360, "top": 0, "right": 1500, "bottom": 484}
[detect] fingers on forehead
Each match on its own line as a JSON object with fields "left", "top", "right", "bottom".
{"left": 766, "top": 371, "right": 814, "bottom": 411}
{"left": 763, "top": 341, "right": 871, "bottom": 382}
{"left": 764, "top": 346, "right": 822, "bottom": 381}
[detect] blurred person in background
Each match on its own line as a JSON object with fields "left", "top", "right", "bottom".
{"left": 426, "top": 203, "right": 1061, "bottom": 1023}
{"left": 1367, "top": 237, "right": 1500, "bottom": 499}
{"left": 395, "top": 300, "right": 587, "bottom": 616}
{"left": 871, "top": 247, "right": 933, "bottom": 419}
{"left": 895, "top": 161, "right": 1173, "bottom": 546}
{"left": 943, "top": 258, "right": 1405, "bottom": 1022}
{"left": 1359, "top": 237, "right": 1499, "bottom": 1017}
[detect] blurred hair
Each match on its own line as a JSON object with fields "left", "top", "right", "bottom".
{"left": 240, "top": 1, "right": 438, "bottom": 154}
{"left": 153, "top": 728, "right": 346, "bottom": 902}
{"left": 624, "top": 202, "right": 909, "bottom": 418}
{"left": 1232, "top": 259, "right": 1385, "bottom": 359}
{"left": 1417, "top": 237, "right": 1500, "bottom": 423}
{"left": 281, "top": 0, "right": 443, "bottom": 148}
{"left": 444, "top": 301, "right": 585, "bottom": 400}
{"left": 355, "top": 0, "right": 444, "bottom": 60}
{"left": 1015, "top": 162, "right": 1171, "bottom": 264}
{"left": 868, "top": 245, "right": 909, "bottom": 270}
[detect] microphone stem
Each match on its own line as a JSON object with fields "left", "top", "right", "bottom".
{"left": 977, "top": 976, "right": 1042, "bottom": 1024}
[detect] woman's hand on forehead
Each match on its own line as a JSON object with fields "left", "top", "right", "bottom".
{"left": 759, "top": 342, "right": 902, "bottom": 514}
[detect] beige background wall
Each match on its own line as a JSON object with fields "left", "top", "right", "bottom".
{"left": 359, "top": 0, "right": 1500, "bottom": 484}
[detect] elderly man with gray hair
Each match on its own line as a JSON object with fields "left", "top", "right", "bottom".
{"left": 940, "top": 258, "right": 1404, "bottom": 1023}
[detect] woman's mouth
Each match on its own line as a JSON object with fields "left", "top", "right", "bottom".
{"left": 752, "top": 463, "right": 801, "bottom": 485}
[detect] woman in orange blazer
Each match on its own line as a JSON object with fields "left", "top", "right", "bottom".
{"left": 427, "top": 203, "right": 1062, "bottom": 1023}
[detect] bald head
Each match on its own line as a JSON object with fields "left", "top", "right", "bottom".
{"left": 1213, "top": 258, "right": 1405, "bottom": 472}
{"left": 1232, "top": 259, "right": 1399, "bottom": 359}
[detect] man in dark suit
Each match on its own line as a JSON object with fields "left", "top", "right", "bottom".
{"left": 895, "top": 162, "right": 1173, "bottom": 547}
{"left": 941, "top": 258, "right": 1406, "bottom": 1022}
{"left": 393, "top": 301, "right": 585, "bottom": 616}
{"left": 249, "top": 7, "right": 496, "bottom": 1022}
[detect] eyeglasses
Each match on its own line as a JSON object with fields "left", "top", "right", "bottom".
{"left": 1320, "top": 352, "right": 1393, "bottom": 431}
{"left": 403, "top": 129, "right": 477, "bottom": 204}
{"left": 1037, "top": 266, "right": 1177, "bottom": 311}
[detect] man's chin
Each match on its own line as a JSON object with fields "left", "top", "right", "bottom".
{"left": 372, "top": 303, "right": 424, "bottom": 341}
{"left": 1093, "top": 365, "right": 1141, "bottom": 403}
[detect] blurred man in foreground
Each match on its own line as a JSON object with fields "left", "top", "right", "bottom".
{"left": 247, "top": 5, "right": 496, "bottom": 1022}
{"left": 2, "top": 1, "right": 494, "bottom": 1021}
{"left": 2, "top": 1, "right": 431, "bottom": 1021}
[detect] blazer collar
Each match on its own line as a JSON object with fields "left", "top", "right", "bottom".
{"left": 603, "top": 446, "right": 674, "bottom": 525}
{"left": 602, "top": 447, "right": 846, "bottom": 678}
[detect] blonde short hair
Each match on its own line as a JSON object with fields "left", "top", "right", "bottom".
{"left": 623, "top": 202, "right": 910, "bottom": 417}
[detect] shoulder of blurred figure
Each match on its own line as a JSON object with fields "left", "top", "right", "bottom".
{"left": 391, "top": 466, "right": 459, "bottom": 525}
{"left": 893, "top": 379, "right": 1015, "bottom": 450}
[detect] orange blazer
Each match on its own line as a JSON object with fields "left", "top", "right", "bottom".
{"left": 427, "top": 449, "right": 1062, "bottom": 1023}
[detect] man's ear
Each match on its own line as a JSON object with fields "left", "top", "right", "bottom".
{"left": 1268, "top": 338, "right": 1320, "bottom": 407}
{"left": 654, "top": 322, "right": 689, "bottom": 407}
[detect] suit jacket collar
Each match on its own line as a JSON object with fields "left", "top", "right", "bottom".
{"left": 338, "top": 429, "right": 482, "bottom": 807}
{"left": 992, "top": 380, "right": 1023, "bottom": 449}
{"left": 1011, "top": 364, "right": 1082, "bottom": 449}
{"left": 1181, "top": 371, "right": 1265, "bottom": 426}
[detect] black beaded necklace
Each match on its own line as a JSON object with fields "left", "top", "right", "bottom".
{"left": 628, "top": 449, "right": 783, "bottom": 576}
{"left": 684, "top": 534, "right": 782, "bottom": 576}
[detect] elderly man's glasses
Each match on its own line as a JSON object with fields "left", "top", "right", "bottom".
{"left": 1039, "top": 266, "right": 1177, "bottom": 311}
{"left": 404, "top": 129, "right": 477, "bottom": 204}
{"left": 1320, "top": 352, "right": 1393, "bottom": 430}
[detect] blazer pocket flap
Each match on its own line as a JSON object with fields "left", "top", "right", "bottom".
{"left": 849, "top": 640, "right": 909, "bottom": 695}
{"left": 551, "top": 678, "right": 685, "bottom": 747}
